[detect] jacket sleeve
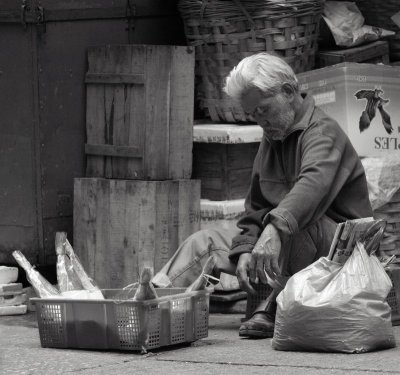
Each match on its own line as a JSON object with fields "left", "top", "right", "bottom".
{"left": 229, "top": 156, "right": 273, "bottom": 263}
{"left": 263, "top": 122, "right": 353, "bottom": 235}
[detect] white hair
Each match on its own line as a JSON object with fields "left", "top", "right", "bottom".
{"left": 224, "top": 52, "right": 298, "bottom": 100}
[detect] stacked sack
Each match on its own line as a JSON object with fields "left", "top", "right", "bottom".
{"left": 0, "top": 266, "right": 27, "bottom": 316}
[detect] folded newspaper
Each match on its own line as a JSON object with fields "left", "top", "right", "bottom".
{"left": 327, "top": 218, "right": 386, "bottom": 264}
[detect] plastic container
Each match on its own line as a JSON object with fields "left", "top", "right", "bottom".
{"left": 31, "top": 288, "right": 210, "bottom": 351}
{"left": 0, "top": 266, "right": 18, "bottom": 284}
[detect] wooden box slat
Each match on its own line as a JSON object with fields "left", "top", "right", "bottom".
{"left": 86, "top": 45, "right": 195, "bottom": 180}
{"left": 318, "top": 41, "right": 390, "bottom": 68}
{"left": 193, "top": 143, "right": 259, "bottom": 201}
{"left": 73, "top": 178, "right": 201, "bottom": 288}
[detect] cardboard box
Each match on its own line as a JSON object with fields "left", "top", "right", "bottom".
{"left": 298, "top": 63, "right": 400, "bottom": 157}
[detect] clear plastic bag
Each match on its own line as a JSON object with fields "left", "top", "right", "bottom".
{"left": 55, "top": 232, "right": 82, "bottom": 292}
{"left": 272, "top": 242, "right": 396, "bottom": 353}
{"left": 322, "top": 1, "right": 394, "bottom": 47}
{"left": 12, "top": 250, "right": 60, "bottom": 298}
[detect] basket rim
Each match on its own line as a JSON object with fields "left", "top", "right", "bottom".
{"left": 31, "top": 288, "right": 211, "bottom": 305}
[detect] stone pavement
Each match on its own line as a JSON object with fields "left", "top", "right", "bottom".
{"left": 1, "top": 312, "right": 400, "bottom": 375}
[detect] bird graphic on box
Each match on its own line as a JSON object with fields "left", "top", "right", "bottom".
{"left": 354, "top": 87, "right": 393, "bottom": 134}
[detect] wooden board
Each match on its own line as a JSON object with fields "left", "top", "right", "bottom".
{"left": 192, "top": 143, "right": 259, "bottom": 200}
{"left": 86, "top": 45, "right": 195, "bottom": 180}
{"left": 318, "top": 41, "right": 390, "bottom": 68}
{"left": 73, "top": 178, "right": 201, "bottom": 288}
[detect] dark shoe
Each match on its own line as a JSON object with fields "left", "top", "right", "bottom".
{"left": 239, "top": 312, "right": 275, "bottom": 338}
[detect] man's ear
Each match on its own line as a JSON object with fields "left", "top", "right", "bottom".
{"left": 281, "top": 83, "right": 295, "bottom": 101}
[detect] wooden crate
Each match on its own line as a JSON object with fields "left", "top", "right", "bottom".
{"left": 193, "top": 143, "right": 258, "bottom": 201}
{"left": 73, "top": 178, "right": 201, "bottom": 288}
{"left": 318, "top": 41, "right": 390, "bottom": 68}
{"left": 85, "top": 44, "right": 195, "bottom": 180}
{"left": 192, "top": 124, "right": 262, "bottom": 201}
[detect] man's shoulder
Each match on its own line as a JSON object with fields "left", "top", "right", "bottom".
{"left": 306, "top": 106, "right": 347, "bottom": 140}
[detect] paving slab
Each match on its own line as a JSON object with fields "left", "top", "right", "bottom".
{"left": 1, "top": 313, "right": 400, "bottom": 375}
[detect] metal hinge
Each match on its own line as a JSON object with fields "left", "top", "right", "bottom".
{"left": 20, "top": 0, "right": 30, "bottom": 29}
{"left": 126, "top": 0, "right": 136, "bottom": 43}
{"left": 20, "top": 0, "right": 45, "bottom": 30}
{"left": 35, "top": 3, "right": 46, "bottom": 33}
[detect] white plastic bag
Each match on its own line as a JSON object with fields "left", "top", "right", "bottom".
{"left": 323, "top": 1, "right": 394, "bottom": 47}
{"left": 272, "top": 243, "right": 396, "bottom": 353}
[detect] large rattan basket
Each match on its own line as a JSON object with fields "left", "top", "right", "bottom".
{"left": 356, "top": 0, "right": 400, "bottom": 61}
{"left": 178, "top": 0, "right": 325, "bottom": 123}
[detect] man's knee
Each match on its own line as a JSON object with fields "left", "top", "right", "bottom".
{"left": 187, "top": 228, "right": 235, "bottom": 251}
{"left": 284, "top": 215, "right": 337, "bottom": 275}
{"left": 186, "top": 228, "right": 225, "bottom": 249}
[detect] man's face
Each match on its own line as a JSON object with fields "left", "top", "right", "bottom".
{"left": 240, "top": 87, "right": 295, "bottom": 140}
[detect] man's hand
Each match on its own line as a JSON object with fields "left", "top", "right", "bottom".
{"left": 250, "top": 224, "right": 282, "bottom": 284}
{"left": 236, "top": 253, "right": 256, "bottom": 294}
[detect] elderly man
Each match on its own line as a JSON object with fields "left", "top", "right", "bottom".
{"left": 152, "top": 52, "right": 372, "bottom": 338}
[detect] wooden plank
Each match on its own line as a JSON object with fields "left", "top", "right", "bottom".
{"left": 94, "top": 178, "right": 110, "bottom": 288}
{"left": 111, "top": 46, "right": 133, "bottom": 179}
{"left": 34, "top": 0, "right": 180, "bottom": 22}
{"left": 125, "top": 180, "right": 141, "bottom": 282}
{"left": 318, "top": 41, "right": 390, "bottom": 67}
{"left": 126, "top": 46, "right": 146, "bottom": 179}
{"left": 104, "top": 84, "right": 115, "bottom": 178}
{"left": 138, "top": 181, "right": 157, "bottom": 274}
{"left": 167, "top": 181, "right": 180, "bottom": 264}
{"left": 73, "top": 178, "right": 97, "bottom": 281}
{"left": 144, "top": 46, "right": 171, "bottom": 179}
{"left": 85, "top": 73, "right": 145, "bottom": 85}
{"left": 168, "top": 46, "right": 195, "bottom": 180}
{"left": 177, "top": 180, "right": 201, "bottom": 246}
{"left": 85, "top": 144, "right": 142, "bottom": 158}
{"left": 108, "top": 180, "right": 125, "bottom": 287}
{"left": 86, "top": 47, "right": 106, "bottom": 177}
{"left": 154, "top": 182, "right": 171, "bottom": 273}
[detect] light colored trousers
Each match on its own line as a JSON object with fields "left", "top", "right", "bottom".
{"left": 152, "top": 216, "right": 337, "bottom": 309}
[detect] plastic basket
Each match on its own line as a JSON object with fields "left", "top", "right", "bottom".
{"left": 32, "top": 288, "right": 210, "bottom": 351}
{"left": 245, "top": 282, "right": 272, "bottom": 319}
{"left": 178, "top": 0, "right": 324, "bottom": 123}
{"left": 246, "top": 269, "right": 400, "bottom": 325}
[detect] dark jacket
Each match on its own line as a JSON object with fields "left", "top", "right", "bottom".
{"left": 229, "top": 94, "right": 373, "bottom": 262}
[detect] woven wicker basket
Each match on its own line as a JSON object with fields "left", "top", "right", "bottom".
{"left": 356, "top": 0, "right": 400, "bottom": 61}
{"left": 374, "top": 189, "right": 400, "bottom": 258}
{"left": 178, "top": 0, "right": 325, "bottom": 123}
